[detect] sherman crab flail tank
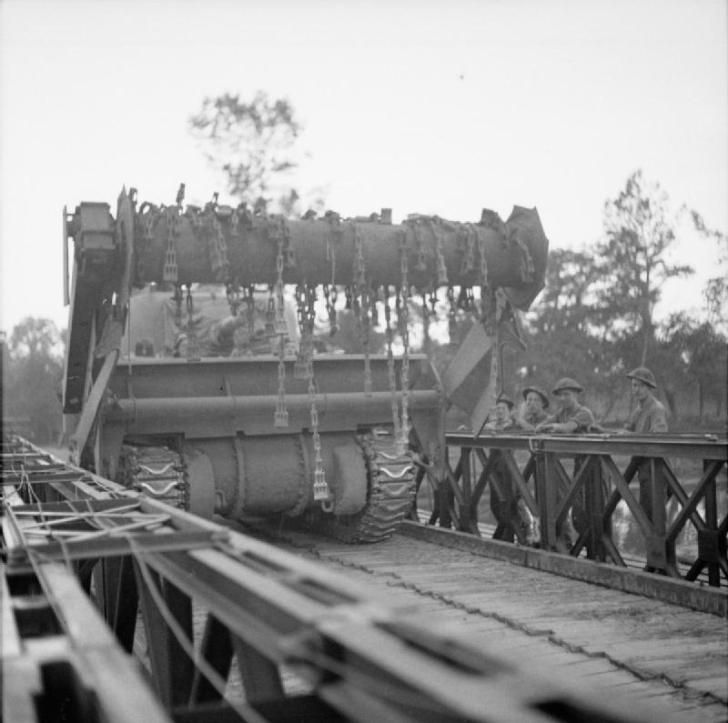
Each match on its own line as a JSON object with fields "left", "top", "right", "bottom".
{"left": 62, "top": 186, "right": 548, "bottom": 541}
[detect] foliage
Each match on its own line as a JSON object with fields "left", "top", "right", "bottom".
{"left": 510, "top": 172, "right": 726, "bottom": 424}
{"left": 521, "top": 249, "right": 623, "bottom": 418}
{"left": 595, "top": 170, "right": 693, "bottom": 365}
{"left": 690, "top": 210, "right": 728, "bottom": 329}
{"left": 529, "top": 248, "right": 601, "bottom": 336}
{"left": 189, "top": 91, "right": 320, "bottom": 215}
{"left": 2, "top": 317, "right": 65, "bottom": 443}
{"left": 657, "top": 314, "right": 727, "bottom": 419}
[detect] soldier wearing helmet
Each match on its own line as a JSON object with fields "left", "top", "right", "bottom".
{"left": 535, "top": 377, "right": 597, "bottom": 545}
{"left": 624, "top": 366, "right": 668, "bottom": 434}
{"left": 536, "top": 378, "right": 595, "bottom": 434}
{"left": 623, "top": 367, "right": 669, "bottom": 547}
{"left": 516, "top": 385, "right": 550, "bottom": 431}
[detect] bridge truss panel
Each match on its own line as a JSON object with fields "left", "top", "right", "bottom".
{"left": 438, "top": 432, "right": 728, "bottom": 613}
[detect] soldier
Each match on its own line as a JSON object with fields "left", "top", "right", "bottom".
{"left": 484, "top": 393, "right": 516, "bottom": 431}
{"left": 536, "top": 378, "right": 595, "bottom": 433}
{"left": 516, "top": 385, "right": 550, "bottom": 431}
{"left": 623, "top": 367, "right": 669, "bottom": 537}
{"left": 624, "top": 367, "right": 668, "bottom": 434}
{"left": 536, "top": 378, "right": 596, "bottom": 545}
{"left": 484, "top": 394, "right": 535, "bottom": 543}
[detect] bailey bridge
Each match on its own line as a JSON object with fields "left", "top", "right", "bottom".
{"left": 2, "top": 432, "right": 726, "bottom": 723}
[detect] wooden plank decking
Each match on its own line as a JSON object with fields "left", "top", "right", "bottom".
{"left": 260, "top": 523, "right": 728, "bottom": 723}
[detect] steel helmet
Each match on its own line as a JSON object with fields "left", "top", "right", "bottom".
{"left": 552, "top": 377, "right": 583, "bottom": 395}
{"left": 627, "top": 366, "right": 657, "bottom": 389}
{"left": 496, "top": 393, "right": 514, "bottom": 409}
{"left": 522, "top": 386, "right": 549, "bottom": 408}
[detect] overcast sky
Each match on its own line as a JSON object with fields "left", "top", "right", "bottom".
{"left": 1, "top": 0, "right": 726, "bottom": 334}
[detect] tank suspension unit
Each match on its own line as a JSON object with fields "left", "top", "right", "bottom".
{"left": 61, "top": 186, "right": 549, "bottom": 542}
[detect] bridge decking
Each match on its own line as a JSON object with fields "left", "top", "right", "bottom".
{"left": 257, "top": 521, "right": 728, "bottom": 723}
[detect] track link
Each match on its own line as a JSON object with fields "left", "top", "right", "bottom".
{"left": 117, "top": 444, "right": 189, "bottom": 509}
{"left": 322, "top": 433, "right": 416, "bottom": 543}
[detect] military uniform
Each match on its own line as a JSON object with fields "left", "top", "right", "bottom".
{"left": 625, "top": 367, "right": 669, "bottom": 532}
{"left": 625, "top": 393, "right": 668, "bottom": 433}
{"left": 484, "top": 416, "right": 515, "bottom": 432}
{"left": 546, "top": 378, "right": 598, "bottom": 544}
{"left": 547, "top": 404, "right": 595, "bottom": 432}
{"left": 517, "top": 407, "right": 549, "bottom": 428}
{"left": 486, "top": 395, "right": 535, "bottom": 543}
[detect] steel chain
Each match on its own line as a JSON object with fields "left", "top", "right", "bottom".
{"left": 209, "top": 211, "right": 230, "bottom": 282}
{"left": 398, "top": 229, "right": 411, "bottom": 455}
{"left": 135, "top": 203, "right": 158, "bottom": 286}
{"left": 422, "top": 292, "right": 431, "bottom": 356}
{"left": 163, "top": 207, "right": 179, "bottom": 284}
{"left": 244, "top": 285, "right": 255, "bottom": 339}
{"left": 173, "top": 284, "right": 183, "bottom": 327}
{"left": 352, "top": 223, "right": 366, "bottom": 288}
{"left": 446, "top": 285, "right": 457, "bottom": 338}
{"left": 274, "top": 218, "right": 288, "bottom": 335}
{"left": 300, "top": 285, "right": 330, "bottom": 507}
{"left": 294, "top": 284, "right": 312, "bottom": 379}
{"left": 477, "top": 222, "right": 491, "bottom": 319}
{"left": 142, "top": 204, "right": 157, "bottom": 241}
{"left": 274, "top": 333, "right": 289, "bottom": 427}
{"left": 330, "top": 285, "right": 339, "bottom": 331}
{"left": 326, "top": 213, "right": 339, "bottom": 285}
{"left": 325, "top": 216, "right": 340, "bottom": 335}
{"left": 265, "top": 286, "right": 276, "bottom": 337}
{"left": 352, "top": 224, "right": 372, "bottom": 395}
{"left": 184, "top": 286, "right": 200, "bottom": 360}
{"left": 383, "top": 286, "right": 402, "bottom": 442}
{"left": 361, "top": 285, "right": 372, "bottom": 396}
{"left": 273, "top": 223, "right": 289, "bottom": 427}
{"left": 411, "top": 221, "right": 426, "bottom": 272}
{"left": 323, "top": 284, "right": 338, "bottom": 337}
{"left": 461, "top": 224, "right": 476, "bottom": 275}
{"left": 430, "top": 218, "right": 449, "bottom": 285}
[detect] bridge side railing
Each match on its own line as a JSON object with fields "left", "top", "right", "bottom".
{"left": 436, "top": 433, "right": 728, "bottom": 588}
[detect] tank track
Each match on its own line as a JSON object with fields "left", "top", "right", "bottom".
{"left": 117, "top": 444, "right": 189, "bottom": 510}
{"left": 321, "top": 432, "right": 416, "bottom": 543}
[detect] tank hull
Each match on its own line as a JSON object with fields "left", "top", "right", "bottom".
{"left": 99, "top": 355, "right": 438, "bottom": 521}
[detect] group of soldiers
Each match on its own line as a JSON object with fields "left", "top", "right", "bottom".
{"left": 485, "top": 366, "right": 668, "bottom": 436}
{"left": 483, "top": 366, "right": 669, "bottom": 549}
